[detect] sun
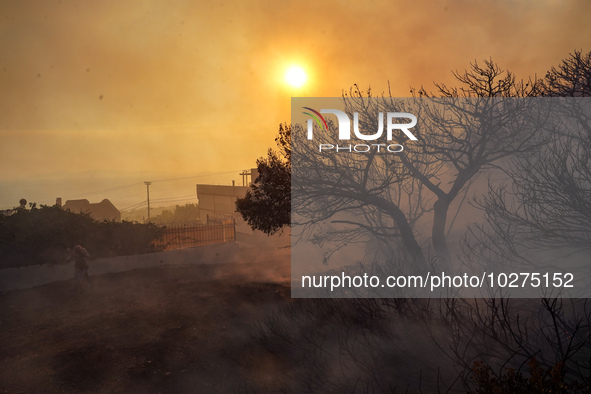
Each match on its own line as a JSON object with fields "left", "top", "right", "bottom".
{"left": 285, "top": 65, "right": 307, "bottom": 88}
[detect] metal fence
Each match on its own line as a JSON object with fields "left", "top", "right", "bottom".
{"left": 206, "top": 213, "right": 236, "bottom": 224}
{"left": 153, "top": 221, "right": 235, "bottom": 250}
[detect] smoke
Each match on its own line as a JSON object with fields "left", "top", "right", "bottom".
{"left": 1, "top": 0, "right": 590, "bottom": 180}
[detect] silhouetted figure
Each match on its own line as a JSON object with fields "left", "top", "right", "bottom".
{"left": 67, "top": 245, "right": 92, "bottom": 291}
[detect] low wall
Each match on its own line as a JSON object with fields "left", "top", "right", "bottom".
{"left": 0, "top": 242, "right": 239, "bottom": 292}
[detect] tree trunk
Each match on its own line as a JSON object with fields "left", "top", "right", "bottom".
{"left": 391, "top": 206, "right": 427, "bottom": 269}
{"left": 432, "top": 198, "right": 451, "bottom": 264}
{"left": 365, "top": 194, "right": 427, "bottom": 272}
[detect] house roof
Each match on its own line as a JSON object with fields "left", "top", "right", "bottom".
{"left": 63, "top": 198, "right": 120, "bottom": 221}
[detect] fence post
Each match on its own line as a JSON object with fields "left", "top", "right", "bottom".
{"left": 155, "top": 220, "right": 236, "bottom": 251}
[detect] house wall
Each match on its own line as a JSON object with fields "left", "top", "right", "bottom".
{"left": 196, "top": 184, "right": 249, "bottom": 220}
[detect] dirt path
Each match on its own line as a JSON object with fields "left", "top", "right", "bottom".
{"left": 0, "top": 253, "right": 291, "bottom": 393}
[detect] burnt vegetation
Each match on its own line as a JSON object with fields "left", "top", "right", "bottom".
{"left": 239, "top": 50, "right": 591, "bottom": 392}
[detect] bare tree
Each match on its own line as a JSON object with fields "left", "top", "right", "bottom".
{"left": 466, "top": 54, "right": 591, "bottom": 270}
{"left": 293, "top": 60, "right": 547, "bottom": 271}
{"left": 243, "top": 54, "right": 591, "bottom": 394}
{"left": 457, "top": 51, "right": 591, "bottom": 389}
{"left": 543, "top": 50, "right": 591, "bottom": 97}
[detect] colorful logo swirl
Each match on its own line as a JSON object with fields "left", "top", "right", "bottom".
{"left": 302, "top": 107, "right": 328, "bottom": 132}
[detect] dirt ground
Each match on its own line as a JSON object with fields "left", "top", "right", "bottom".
{"left": 0, "top": 247, "right": 291, "bottom": 393}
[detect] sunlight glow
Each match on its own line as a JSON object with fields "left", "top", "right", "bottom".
{"left": 285, "top": 65, "right": 307, "bottom": 88}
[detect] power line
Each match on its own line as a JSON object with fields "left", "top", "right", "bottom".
{"left": 151, "top": 170, "right": 241, "bottom": 183}
{"left": 61, "top": 170, "right": 242, "bottom": 202}
{"left": 150, "top": 194, "right": 196, "bottom": 201}
{"left": 148, "top": 198, "right": 197, "bottom": 204}
{"left": 120, "top": 193, "right": 198, "bottom": 212}
{"left": 64, "top": 181, "right": 144, "bottom": 200}
{"left": 120, "top": 200, "right": 147, "bottom": 212}
{"left": 120, "top": 197, "right": 197, "bottom": 213}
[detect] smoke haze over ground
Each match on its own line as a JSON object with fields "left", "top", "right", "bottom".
{"left": 0, "top": 244, "right": 291, "bottom": 392}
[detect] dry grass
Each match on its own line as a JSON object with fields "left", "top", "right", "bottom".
{"left": 0, "top": 253, "right": 290, "bottom": 393}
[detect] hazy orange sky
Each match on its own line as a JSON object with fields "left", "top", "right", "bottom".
{"left": 1, "top": 0, "right": 590, "bottom": 209}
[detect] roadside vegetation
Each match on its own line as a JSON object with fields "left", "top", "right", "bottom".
{"left": 0, "top": 204, "right": 165, "bottom": 268}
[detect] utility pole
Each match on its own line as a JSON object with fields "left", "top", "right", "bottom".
{"left": 144, "top": 181, "right": 152, "bottom": 220}
{"left": 239, "top": 170, "right": 249, "bottom": 186}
